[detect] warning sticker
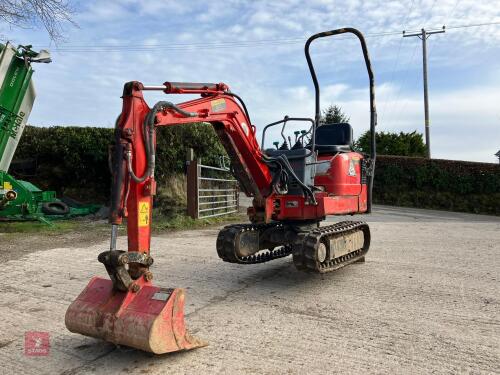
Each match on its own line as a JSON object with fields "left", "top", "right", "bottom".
{"left": 138, "top": 201, "right": 150, "bottom": 227}
{"left": 348, "top": 160, "right": 357, "bottom": 176}
{"left": 211, "top": 98, "right": 226, "bottom": 112}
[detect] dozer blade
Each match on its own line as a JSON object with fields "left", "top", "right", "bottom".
{"left": 65, "top": 277, "right": 206, "bottom": 354}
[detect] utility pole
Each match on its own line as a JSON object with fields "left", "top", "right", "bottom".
{"left": 403, "top": 26, "right": 445, "bottom": 158}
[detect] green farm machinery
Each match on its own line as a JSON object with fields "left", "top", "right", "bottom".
{"left": 0, "top": 42, "right": 99, "bottom": 223}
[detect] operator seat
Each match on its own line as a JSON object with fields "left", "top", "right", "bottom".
{"left": 314, "top": 123, "right": 353, "bottom": 155}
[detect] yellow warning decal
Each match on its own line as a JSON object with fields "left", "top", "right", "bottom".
{"left": 211, "top": 98, "right": 226, "bottom": 112}
{"left": 138, "top": 201, "right": 150, "bottom": 227}
{"left": 3, "top": 182, "right": 13, "bottom": 190}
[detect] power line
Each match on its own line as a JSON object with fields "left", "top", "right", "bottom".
{"left": 446, "top": 20, "right": 500, "bottom": 30}
{"left": 403, "top": 20, "right": 500, "bottom": 34}
{"left": 423, "top": 0, "right": 462, "bottom": 69}
{"left": 388, "top": 0, "right": 438, "bottom": 126}
{"left": 39, "top": 21, "right": 500, "bottom": 53}
{"left": 386, "top": 42, "right": 419, "bottom": 125}
{"left": 44, "top": 31, "right": 401, "bottom": 52}
{"left": 444, "top": 0, "right": 461, "bottom": 25}
{"left": 381, "top": 0, "right": 415, "bottom": 119}
{"left": 384, "top": 13, "right": 499, "bottom": 138}
{"left": 424, "top": 0, "right": 461, "bottom": 65}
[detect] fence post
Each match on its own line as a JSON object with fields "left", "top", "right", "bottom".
{"left": 186, "top": 149, "right": 198, "bottom": 219}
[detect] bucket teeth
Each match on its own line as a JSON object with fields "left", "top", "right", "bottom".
{"left": 65, "top": 277, "right": 206, "bottom": 354}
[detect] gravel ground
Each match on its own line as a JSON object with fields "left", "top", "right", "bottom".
{"left": 0, "top": 205, "right": 499, "bottom": 374}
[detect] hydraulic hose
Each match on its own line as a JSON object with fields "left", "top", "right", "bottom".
{"left": 262, "top": 153, "right": 317, "bottom": 204}
{"left": 224, "top": 92, "right": 252, "bottom": 125}
{"left": 127, "top": 101, "right": 197, "bottom": 183}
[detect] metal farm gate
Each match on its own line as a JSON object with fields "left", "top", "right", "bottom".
{"left": 187, "top": 158, "right": 239, "bottom": 219}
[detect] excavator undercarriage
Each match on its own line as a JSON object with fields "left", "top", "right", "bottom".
{"left": 217, "top": 220, "right": 370, "bottom": 273}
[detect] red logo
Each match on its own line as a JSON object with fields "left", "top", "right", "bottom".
{"left": 25, "top": 332, "right": 50, "bottom": 356}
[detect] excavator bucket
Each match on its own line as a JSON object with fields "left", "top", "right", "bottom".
{"left": 65, "top": 277, "right": 206, "bottom": 354}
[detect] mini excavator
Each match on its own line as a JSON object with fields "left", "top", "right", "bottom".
{"left": 66, "top": 28, "right": 377, "bottom": 354}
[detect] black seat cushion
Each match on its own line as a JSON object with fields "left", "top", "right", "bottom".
{"left": 314, "top": 123, "right": 353, "bottom": 154}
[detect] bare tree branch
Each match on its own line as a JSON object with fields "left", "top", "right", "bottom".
{"left": 0, "top": 0, "right": 76, "bottom": 41}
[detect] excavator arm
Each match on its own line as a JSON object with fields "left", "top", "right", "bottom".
{"left": 109, "top": 81, "right": 274, "bottom": 255}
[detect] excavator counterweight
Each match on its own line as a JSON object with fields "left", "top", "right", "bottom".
{"left": 66, "top": 27, "right": 376, "bottom": 354}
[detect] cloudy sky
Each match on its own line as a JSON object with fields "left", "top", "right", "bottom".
{"left": 2, "top": 0, "right": 500, "bottom": 162}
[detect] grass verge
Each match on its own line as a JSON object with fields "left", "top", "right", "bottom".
{"left": 151, "top": 211, "right": 246, "bottom": 232}
{"left": 0, "top": 219, "right": 105, "bottom": 234}
{"left": 0, "top": 209, "right": 246, "bottom": 236}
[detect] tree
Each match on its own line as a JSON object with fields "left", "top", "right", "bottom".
{"left": 0, "top": 0, "right": 76, "bottom": 41}
{"left": 355, "top": 130, "right": 426, "bottom": 157}
{"left": 320, "top": 104, "right": 350, "bottom": 125}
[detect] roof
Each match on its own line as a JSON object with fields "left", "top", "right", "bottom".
{"left": 496, "top": 150, "right": 500, "bottom": 157}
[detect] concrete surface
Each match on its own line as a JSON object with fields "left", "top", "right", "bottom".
{"left": 0, "top": 205, "right": 499, "bottom": 374}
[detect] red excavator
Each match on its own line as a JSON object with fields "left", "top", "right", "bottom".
{"left": 66, "top": 28, "right": 376, "bottom": 354}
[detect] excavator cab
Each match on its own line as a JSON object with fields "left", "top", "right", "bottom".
{"left": 261, "top": 118, "right": 357, "bottom": 197}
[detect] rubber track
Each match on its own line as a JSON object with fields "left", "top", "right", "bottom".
{"left": 292, "top": 221, "right": 370, "bottom": 273}
{"left": 217, "top": 223, "right": 293, "bottom": 264}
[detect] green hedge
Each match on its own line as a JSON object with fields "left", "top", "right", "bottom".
{"left": 13, "top": 127, "right": 500, "bottom": 215}
{"left": 374, "top": 156, "right": 500, "bottom": 215}
{"left": 13, "top": 124, "right": 225, "bottom": 203}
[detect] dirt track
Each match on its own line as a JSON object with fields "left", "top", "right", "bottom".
{"left": 0, "top": 206, "right": 499, "bottom": 374}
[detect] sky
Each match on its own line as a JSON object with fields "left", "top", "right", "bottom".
{"left": 2, "top": 0, "right": 500, "bottom": 163}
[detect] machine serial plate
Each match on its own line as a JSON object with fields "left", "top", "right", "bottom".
{"left": 151, "top": 291, "right": 172, "bottom": 301}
